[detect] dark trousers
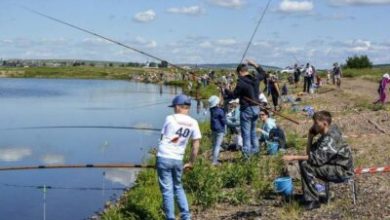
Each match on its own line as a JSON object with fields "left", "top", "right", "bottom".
{"left": 303, "top": 77, "right": 312, "bottom": 93}
{"left": 299, "top": 161, "right": 348, "bottom": 202}
{"left": 271, "top": 93, "right": 279, "bottom": 108}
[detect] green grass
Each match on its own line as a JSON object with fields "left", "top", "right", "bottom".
{"left": 101, "top": 121, "right": 287, "bottom": 219}
{"left": 0, "top": 66, "right": 149, "bottom": 80}
{"left": 342, "top": 68, "right": 390, "bottom": 80}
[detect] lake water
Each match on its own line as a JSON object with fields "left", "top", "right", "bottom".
{"left": 0, "top": 78, "right": 207, "bottom": 220}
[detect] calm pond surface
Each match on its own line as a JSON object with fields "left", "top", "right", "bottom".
{"left": 0, "top": 78, "right": 206, "bottom": 220}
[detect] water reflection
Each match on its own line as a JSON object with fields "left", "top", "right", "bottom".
{"left": 41, "top": 154, "right": 65, "bottom": 165}
{"left": 104, "top": 169, "right": 140, "bottom": 187}
{"left": 0, "top": 147, "right": 32, "bottom": 162}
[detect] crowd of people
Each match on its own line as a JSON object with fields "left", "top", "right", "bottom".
{"left": 154, "top": 59, "right": 390, "bottom": 219}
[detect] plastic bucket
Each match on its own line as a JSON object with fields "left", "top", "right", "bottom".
{"left": 274, "top": 176, "right": 293, "bottom": 196}
{"left": 266, "top": 141, "right": 279, "bottom": 155}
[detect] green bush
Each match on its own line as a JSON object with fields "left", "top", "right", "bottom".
{"left": 221, "top": 162, "right": 246, "bottom": 188}
{"left": 183, "top": 158, "right": 222, "bottom": 209}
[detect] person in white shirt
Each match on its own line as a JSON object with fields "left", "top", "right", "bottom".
{"left": 157, "top": 94, "right": 201, "bottom": 220}
{"left": 303, "top": 63, "right": 313, "bottom": 93}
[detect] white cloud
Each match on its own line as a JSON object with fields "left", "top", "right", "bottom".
{"left": 134, "top": 37, "right": 158, "bottom": 48}
{"left": 215, "top": 38, "right": 237, "bottom": 46}
{"left": 209, "top": 0, "right": 245, "bottom": 8}
{"left": 279, "top": 0, "right": 314, "bottom": 13}
{"left": 329, "top": 0, "right": 390, "bottom": 6}
{"left": 199, "top": 41, "right": 213, "bottom": 48}
{"left": 133, "top": 10, "right": 156, "bottom": 23}
{"left": 0, "top": 148, "right": 32, "bottom": 162}
{"left": 167, "top": 5, "right": 204, "bottom": 15}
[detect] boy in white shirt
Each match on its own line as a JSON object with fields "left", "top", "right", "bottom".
{"left": 157, "top": 94, "right": 201, "bottom": 220}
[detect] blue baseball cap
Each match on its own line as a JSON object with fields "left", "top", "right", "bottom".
{"left": 168, "top": 94, "right": 192, "bottom": 107}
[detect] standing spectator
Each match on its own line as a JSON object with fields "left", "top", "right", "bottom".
{"left": 208, "top": 95, "right": 226, "bottom": 165}
{"left": 374, "top": 73, "right": 390, "bottom": 105}
{"left": 157, "top": 94, "right": 201, "bottom": 220}
{"left": 303, "top": 63, "right": 313, "bottom": 93}
{"left": 269, "top": 75, "right": 281, "bottom": 111}
{"left": 220, "top": 83, "right": 235, "bottom": 113}
{"left": 234, "top": 59, "right": 266, "bottom": 158}
{"left": 333, "top": 63, "right": 342, "bottom": 88}
{"left": 294, "top": 63, "right": 301, "bottom": 88}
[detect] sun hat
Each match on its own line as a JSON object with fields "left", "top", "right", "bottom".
{"left": 383, "top": 73, "right": 390, "bottom": 79}
{"left": 208, "top": 95, "right": 220, "bottom": 108}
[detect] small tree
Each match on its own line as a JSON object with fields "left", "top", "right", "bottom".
{"left": 345, "top": 55, "right": 373, "bottom": 69}
{"left": 159, "top": 60, "right": 168, "bottom": 68}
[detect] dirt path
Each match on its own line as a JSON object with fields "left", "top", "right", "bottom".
{"left": 193, "top": 78, "right": 390, "bottom": 220}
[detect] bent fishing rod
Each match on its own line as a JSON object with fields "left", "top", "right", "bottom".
{"left": 6, "top": 125, "right": 161, "bottom": 132}
{"left": 21, "top": 6, "right": 188, "bottom": 73}
{"left": 0, "top": 163, "right": 155, "bottom": 171}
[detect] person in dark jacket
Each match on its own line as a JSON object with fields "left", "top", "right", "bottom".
{"left": 269, "top": 75, "right": 281, "bottom": 111}
{"left": 293, "top": 64, "right": 301, "bottom": 88}
{"left": 208, "top": 95, "right": 226, "bottom": 165}
{"left": 234, "top": 59, "right": 266, "bottom": 158}
{"left": 283, "top": 111, "right": 353, "bottom": 210}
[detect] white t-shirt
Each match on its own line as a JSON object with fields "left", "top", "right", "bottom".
{"left": 157, "top": 114, "right": 202, "bottom": 161}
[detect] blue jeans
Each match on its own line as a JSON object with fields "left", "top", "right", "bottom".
{"left": 157, "top": 157, "right": 190, "bottom": 220}
{"left": 240, "top": 106, "right": 260, "bottom": 158}
{"left": 212, "top": 131, "right": 224, "bottom": 164}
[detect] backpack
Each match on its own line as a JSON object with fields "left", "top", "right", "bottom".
{"left": 269, "top": 126, "right": 286, "bottom": 150}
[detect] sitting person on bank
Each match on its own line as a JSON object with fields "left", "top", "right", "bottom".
{"left": 257, "top": 109, "right": 277, "bottom": 144}
{"left": 226, "top": 98, "right": 242, "bottom": 150}
{"left": 283, "top": 111, "right": 353, "bottom": 210}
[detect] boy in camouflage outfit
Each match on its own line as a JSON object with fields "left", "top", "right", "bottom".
{"left": 283, "top": 111, "right": 353, "bottom": 210}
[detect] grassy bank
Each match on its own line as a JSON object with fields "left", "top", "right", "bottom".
{"left": 342, "top": 67, "right": 390, "bottom": 80}
{"left": 100, "top": 121, "right": 304, "bottom": 220}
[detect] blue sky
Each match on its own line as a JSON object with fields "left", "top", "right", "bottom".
{"left": 0, "top": 0, "right": 389, "bottom": 68}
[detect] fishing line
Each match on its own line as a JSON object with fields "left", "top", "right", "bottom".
{"left": 240, "top": 0, "right": 272, "bottom": 63}
{"left": 20, "top": 6, "right": 187, "bottom": 73}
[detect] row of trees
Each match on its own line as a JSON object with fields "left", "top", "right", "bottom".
{"left": 345, "top": 55, "right": 373, "bottom": 69}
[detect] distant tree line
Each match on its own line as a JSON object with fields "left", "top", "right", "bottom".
{"left": 345, "top": 55, "right": 373, "bottom": 69}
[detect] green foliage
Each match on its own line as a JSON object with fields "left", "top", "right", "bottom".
{"left": 286, "top": 132, "right": 305, "bottom": 152}
{"left": 101, "top": 168, "right": 163, "bottom": 220}
{"left": 219, "top": 188, "right": 250, "bottom": 205}
{"left": 221, "top": 162, "right": 246, "bottom": 188}
{"left": 183, "top": 158, "right": 222, "bottom": 209}
{"left": 345, "top": 55, "right": 373, "bottom": 69}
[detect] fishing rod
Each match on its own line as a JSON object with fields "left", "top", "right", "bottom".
{"left": 240, "top": 0, "right": 272, "bottom": 64}
{"left": 244, "top": 96, "right": 300, "bottom": 125}
{"left": 0, "top": 182, "right": 126, "bottom": 191}
{"left": 6, "top": 125, "right": 161, "bottom": 132}
{"left": 20, "top": 6, "right": 188, "bottom": 73}
{"left": 0, "top": 163, "right": 155, "bottom": 171}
